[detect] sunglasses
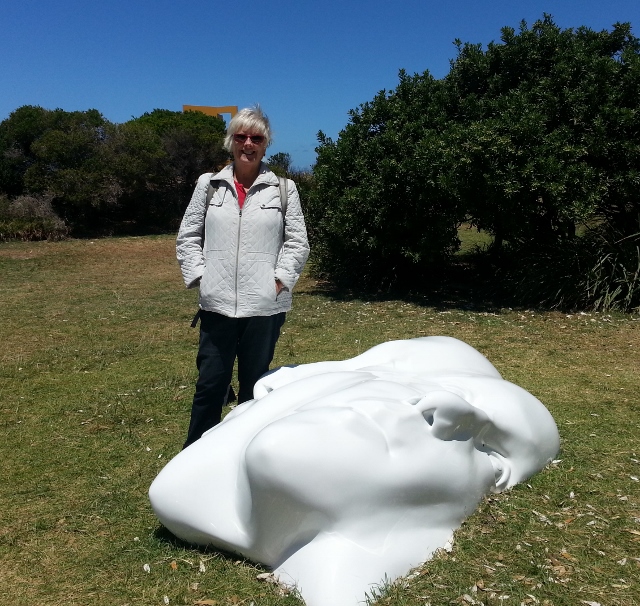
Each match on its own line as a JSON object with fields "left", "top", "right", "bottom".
{"left": 233, "top": 133, "right": 265, "bottom": 144}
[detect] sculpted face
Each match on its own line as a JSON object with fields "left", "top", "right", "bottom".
{"left": 149, "top": 337, "right": 560, "bottom": 606}
{"left": 246, "top": 381, "right": 497, "bottom": 509}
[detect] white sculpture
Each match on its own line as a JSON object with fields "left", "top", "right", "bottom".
{"left": 149, "top": 337, "right": 560, "bottom": 606}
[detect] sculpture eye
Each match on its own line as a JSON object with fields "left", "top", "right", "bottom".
{"left": 403, "top": 397, "right": 423, "bottom": 406}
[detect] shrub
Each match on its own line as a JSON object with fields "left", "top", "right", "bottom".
{"left": 502, "top": 226, "right": 640, "bottom": 312}
{"left": 0, "top": 106, "right": 227, "bottom": 236}
{"left": 310, "top": 72, "right": 463, "bottom": 290}
{"left": 308, "top": 16, "right": 640, "bottom": 305}
{"left": 0, "top": 194, "right": 69, "bottom": 241}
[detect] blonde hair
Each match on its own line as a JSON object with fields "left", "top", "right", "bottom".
{"left": 224, "top": 105, "right": 272, "bottom": 151}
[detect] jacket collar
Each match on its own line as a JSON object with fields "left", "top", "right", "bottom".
{"left": 211, "top": 162, "right": 278, "bottom": 188}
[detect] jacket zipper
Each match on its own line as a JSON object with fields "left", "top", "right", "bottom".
{"left": 229, "top": 177, "right": 268, "bottom": 315}
{"left": 234, "top": 204, "right": 242, "bottom": 317}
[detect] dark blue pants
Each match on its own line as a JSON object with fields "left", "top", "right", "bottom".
{"left": 183, "top": 310, "right": 286, "bottom": 448}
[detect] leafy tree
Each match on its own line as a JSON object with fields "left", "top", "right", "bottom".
{"left": 0, "top": 105, "right": 65, "bottom": 197}
{"left": 267, "top": 152, "right": 292, "bottom": 176}
{"left": 444, "top": 16, "right": 640, "bottom": 310}
{"left": 14, "top": 107, "right": 119, "bottom": 231}
{"left": 130, "top": 109, "right": 227, "bottom": 183}
{"left": 447, "top": 16, "right": 640, "bottom": 248}
{"left": 310, "top": 15, "right": 640, "bottom": 308}
{"left": 0, "top": 106, "right": 227, "bottom": 235}
{"left": 120, "top": 109, "right": 228, "bottom": 229}
{"left": 310, "top": 71, "right": 463, "bottom": 289}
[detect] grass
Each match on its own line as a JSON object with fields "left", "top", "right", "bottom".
{"left": 1, "top": 235, "right": 639, "bottom": 606}
{"left": 456, "top": 224, "right": 493, "bottom": 255}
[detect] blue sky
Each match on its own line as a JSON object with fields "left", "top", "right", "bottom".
{"left": 1, "top": 0, "right": 639, "bottom": 169}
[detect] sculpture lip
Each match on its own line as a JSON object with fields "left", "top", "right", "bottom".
{"left": 284, "top": 403, "right": 402, "bottom": 455}
{"left": 311, "top": 404, "right": 390, "bottom": 437}
{"left": 343, "top": 405, "right": 392, "bottom": 439}
{"left": 337, "top": 401, "right": 431, "bottom": 452}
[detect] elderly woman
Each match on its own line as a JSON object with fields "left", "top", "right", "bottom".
{"left": 176, "top": 106, "right": 309, "bottom": 449}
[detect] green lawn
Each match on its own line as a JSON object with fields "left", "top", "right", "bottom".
{"left": 1, "top": 235, "right": 638, "bottom": 606}
{"left": 456, "top": 224, "right": 493, "bottom": 255}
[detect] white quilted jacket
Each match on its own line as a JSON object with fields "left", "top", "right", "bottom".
{"left": 176, "top": 163, "right": 310, "bottom": 318}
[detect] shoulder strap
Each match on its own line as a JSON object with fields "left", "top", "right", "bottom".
{"left": 206, "top": 179, "right": 219, "bottom": 207}
{"left": 277, "top": 176, "right": 288, "bottom": 218}
{"left": 202, "top": 179, "right": 220, "bottom": 248}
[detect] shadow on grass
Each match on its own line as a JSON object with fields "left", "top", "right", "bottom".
{"left": 152, "top": 524, "right": 265, "bottom": 565}
{"left": 305, "top": 251, "right": 523, "bottom": 313}
{"left": 153, "top": 524, "right": 192, "bottom": 549}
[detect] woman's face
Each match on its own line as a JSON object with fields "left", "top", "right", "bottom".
{"left": 231, "top": 130, "right": 267, "bottom": 169}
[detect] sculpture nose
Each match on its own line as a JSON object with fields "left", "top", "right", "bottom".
{"left": 411, "top": 391, "right": 490, "bottom": 441}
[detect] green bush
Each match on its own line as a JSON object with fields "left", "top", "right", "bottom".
{"left": 447, "top": 17, "right": 640, "bottom": 250}
{"left": 310, "top": 72, "right": 462, "bottom": 290}
{"left": 501, "top": 226, "right": 640, "bottom": 312}
{"left": 308, "top": 15, "right": 640, "bottom": 307}
{"left": 0, "top": 106, "right": 227, "bottom": 236}
{"left": 0, "top": 194, "right": 69, "bottom": 241}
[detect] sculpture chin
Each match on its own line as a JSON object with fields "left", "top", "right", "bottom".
{"left": 149, "top": 336, "right": 560, "bottom": 606}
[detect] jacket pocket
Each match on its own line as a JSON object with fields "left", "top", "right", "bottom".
{"left": 241, "top": 251, "right": 278, "bottom": 308}
{"left": 260, "top": 203, "right": 282, "bottom": 212}
{"left": 256, "top": 203, "right": 284, "bottom": 239}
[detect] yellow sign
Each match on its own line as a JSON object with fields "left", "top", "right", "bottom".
{"left": 183, "top": 105, "right": 238, "bottom": 120}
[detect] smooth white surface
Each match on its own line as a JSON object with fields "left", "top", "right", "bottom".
{"left": 149, "top": 337, "right": 560, "bottom": 606}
